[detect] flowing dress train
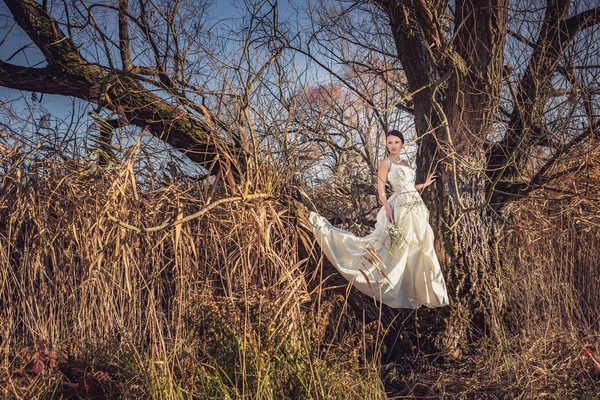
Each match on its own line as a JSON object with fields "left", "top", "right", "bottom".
{"left": 309, "top": 163, "right": 449, "bottom": 309}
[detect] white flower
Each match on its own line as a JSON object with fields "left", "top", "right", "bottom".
{"left": 388, "top": 223, "right": 407, "bottom": 247}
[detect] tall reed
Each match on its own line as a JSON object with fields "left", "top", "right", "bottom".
{"left": 0, "top": 144, "right": 386, "bottom": 399}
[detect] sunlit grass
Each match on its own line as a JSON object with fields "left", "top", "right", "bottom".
{"left": 1, "top": 143, "right": 599, "bottom": 399}
{"left": 0, "top": 144, "right": 387, "bottom": 399}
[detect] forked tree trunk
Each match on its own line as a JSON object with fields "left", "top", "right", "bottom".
{"left": 350, "top": 0, "right": 512, "bottom": 352}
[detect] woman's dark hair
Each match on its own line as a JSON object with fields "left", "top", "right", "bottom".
{"left": 386, "top": 130, "right": 405, "bottom": 144}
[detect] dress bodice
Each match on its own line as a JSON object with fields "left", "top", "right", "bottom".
{"left": 387, "top": 162, "right": 416, "bottom": 194}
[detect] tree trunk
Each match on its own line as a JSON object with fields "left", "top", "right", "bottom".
{"left": 369, "top": 0, "right": 510, "bottom": 351}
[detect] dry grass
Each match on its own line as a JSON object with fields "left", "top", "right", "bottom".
{"left": 0, "top": 143, "right": 386, "bottom": 399}
{"left": 305, "top": 147, "right": 600, "bottom": 398}
{"left": 380, "top": 161, "right": 600, "bottom": 399}
{"left": 1, "top": 140, "right": 599, "bottom": 399}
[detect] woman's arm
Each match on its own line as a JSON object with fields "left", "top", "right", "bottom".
{"left": 377, "top": 160, "right": 393, "bottom": 222}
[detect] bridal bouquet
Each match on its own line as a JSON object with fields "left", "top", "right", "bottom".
{"left": 388, "top": 223, "right": 406, "bottom": 247}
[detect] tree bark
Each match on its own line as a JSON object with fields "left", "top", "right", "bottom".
{"left": 369, "top": 0, "right": 509, "bottom": 349}
{"left": 368, "top": 0, "right": 599, "bottom": 350}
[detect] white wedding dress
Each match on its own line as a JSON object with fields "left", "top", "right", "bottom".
{"left": 309, "top": 162, "right": 449, "bottom": 309}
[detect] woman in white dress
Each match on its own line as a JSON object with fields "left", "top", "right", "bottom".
{"left": 309, "top": 130, "right": 449, "bottom": 309}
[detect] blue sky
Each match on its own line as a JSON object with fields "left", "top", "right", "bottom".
{"left": 0, "top": 0, "right": 310, "bottom": 144}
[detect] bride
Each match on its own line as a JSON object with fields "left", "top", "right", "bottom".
{"left": 309, "top": 130, "right": 449, "bottom": 309}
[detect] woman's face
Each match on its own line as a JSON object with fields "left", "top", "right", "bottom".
{"left": 386, "top": 135, "right": 403, "bottom": 156}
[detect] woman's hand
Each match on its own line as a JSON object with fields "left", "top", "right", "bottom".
{"left": 385, "top": 205, "right": 394, "bottom": 223}
{"left": 423, "top": 173, "right": 438, "bottom": 188}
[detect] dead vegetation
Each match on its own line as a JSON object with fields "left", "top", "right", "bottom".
{"left": 1, "top": 137, "right": 599, "bottom": 399}
{"left": 1, "top": 0, "right": 599, "bottom": 397}
{"left": 308, "top": 146, "right": 600, "bottom": 399}
{"left": 0, "top": 142, "right": 386, "bottom": 399}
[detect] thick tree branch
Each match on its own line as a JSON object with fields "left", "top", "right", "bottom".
{"left": 3, "top": 0, "right": 82, "bottom": 65}
{"left": 566, "top": 6, "right": 600, "bottom": 37}
{"left": 1, "top": 0, "right": 242, "bottom": 177}
{"left": 372, "top": 0, "right": 443, "bottom": 91}
{"left": 447, "top": 0, "right": 509, "bottom": 142}
{"left": 493, "top": 122, "right": 595, "bottom": 198}
{"left": 527, "top": 124, "right": 594, "bottom": 190}
{"left": 507, "top": 8, "right": 600, "bottom": 51}
{"left": 498, "top": 162, "right": 593, "bottom": 199}
{"left": 0, "top": 61, "right": 90, "bottom": 97}
{"left": 486, "top": 0, "right": 596, "bottom": 205}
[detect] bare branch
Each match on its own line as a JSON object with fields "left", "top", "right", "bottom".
{"left": 3, "top": 0, "right": 83, "bottom": 65}
{"left": 118, "top": 0, "right": 133, "bottom": 70}
{"left": 107, "top": 192, "right": 271, "bottom": 233}
{"left": 566, "top": 6, "right": 600, "bottom": 37}
{"left": 0, "top": 61, "right": 90, "bottom": 97}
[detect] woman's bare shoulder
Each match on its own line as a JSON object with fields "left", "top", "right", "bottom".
{"left": 379, "top": 158, "right": 392, "bottom": 170}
